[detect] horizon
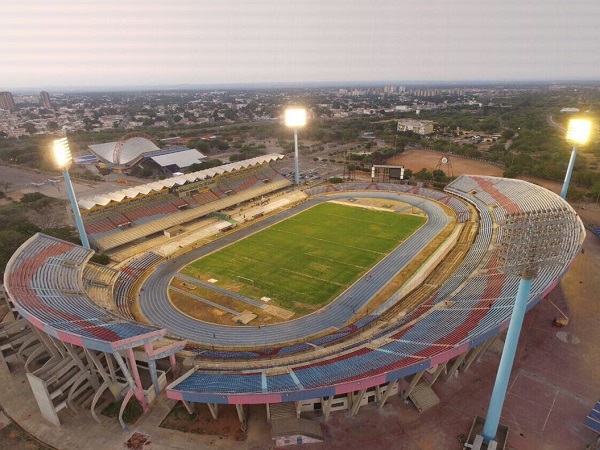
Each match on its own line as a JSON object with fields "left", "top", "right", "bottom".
{"left": 7, "top": 78, "right": 600, "bottom": 95}
{"left": 3, "top": 1, "right": 599, "bottom": 91}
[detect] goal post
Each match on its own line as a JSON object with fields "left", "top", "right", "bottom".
{"left": 237, "top": 275, "right": 255, "bottom": 286}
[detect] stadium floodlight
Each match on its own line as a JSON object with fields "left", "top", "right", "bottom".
{"left": 52, "top": 137, "right": 73, "bottom": 170}
{"left": 566, "top": 118, "right": 592, "bottom": 145}
{"left": 285, "top": 107, "right": 307, "bottom": 185}
{"left": 561, "top": 118, "right": 592, "bottom": 199}
{"left": 285, "top": 108, "right": 307, "bottom": 128}
{"left": 51, "top": 137, "right": 90, "bottom": 249}
{"left": 479, "top": 208, "right": 578, "bottom": 445}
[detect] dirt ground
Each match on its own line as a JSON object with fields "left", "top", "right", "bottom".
{"left": 387, "top": 147, "right": 504, "bottom": 178}
{"left": 160, "top": 402, "right": 246, "bottom": 442}
{"left": 0, "top": 420, "right": 55, "bottom": 450}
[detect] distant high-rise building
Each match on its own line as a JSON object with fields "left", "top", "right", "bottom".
{"left": 40, "top": 91, "right": 52, "bottom": 109}
{"left": 0, "top": 91, "right": 16, "bottom": 112}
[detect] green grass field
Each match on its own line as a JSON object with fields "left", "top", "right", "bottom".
{"left": 181, "top": 202, "right": 426, "bottom": 313}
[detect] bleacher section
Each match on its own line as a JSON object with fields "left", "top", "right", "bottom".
{"left": 80, "top": 160, "right": 290, "bottom": 252}
{"left": 114, "top": 253, "right": 163, "bottom": 320}
{"left": 166, "top": 176, "right": 584, "bottom": 406}
{"left": 585, "top": 400, "right": 600, "bottom": 435}
{"left": 95, "top": 179, "right": 290, "bottom": 252}
{"left": 3, "top": 234, "right": 186, "bottom": 428}
{"left": 307, "top": 182, "right": 471, "bottom": 223}
{"left": 3, "top": 233, "right": 163, "bottom": 352}
{"left": 82, "top": 262, "right": 119, "bottom": 310}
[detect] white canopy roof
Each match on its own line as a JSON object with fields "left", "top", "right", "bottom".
{"left": 89, "top": 137, "right": 160, "bottom": 166}
{"left": 78, "top": 154, "right": 284, "bottom": 210}
{"left": 149, "top": 148, "right": 206, "bottom": 169}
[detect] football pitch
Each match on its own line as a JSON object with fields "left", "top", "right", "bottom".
{"left": 181, "top": 202, "right": 426, "bottom": 313}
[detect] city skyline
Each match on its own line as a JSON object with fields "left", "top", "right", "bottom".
{"left": 2, "top": 0, "right": 600, "bottom": 90}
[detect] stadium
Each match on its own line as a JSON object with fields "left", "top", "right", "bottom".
{"left": 0, "top": 153, "right": 585, "bottom": 442}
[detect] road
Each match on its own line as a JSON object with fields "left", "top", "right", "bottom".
{"left": 547, "top": 114, "right": 565, "bottom": 132}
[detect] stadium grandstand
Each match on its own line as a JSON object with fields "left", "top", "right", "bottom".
{"left": 78, "top": 154, "right": 289, "bottom": 252}
{"left": 1, "top": 174, "right": 584, "bottom": 432}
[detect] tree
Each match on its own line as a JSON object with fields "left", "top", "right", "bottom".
{"left": 83, "top": 117, "right": 93, "bottom": 131}
{"left": 414, "top": 168, "right": 433, "bottom": 181}
{"left": 432, "top": 169, "right": 447, "bottom": 182}
{"left": 589, "top": 180, "right": 600, "bottom": 203}
{"left": 47, "top": 121, "right": 60, "bottom": 132}
{"left": 186, "top": 159, "right": 223, "bottom": 172}
{"left": 215, "top": 140, "right": 229, "bottom": 151}
{"left": 0, "top": 181, "right": 12, "bottom": 195}
{"left": 90, "top": 253, "right": 111, "bottom": 265}
{"left": 224, "top": 109, "right": 237, "bottom": 120}
{"left": 502, "top": 129, "right": 516, "bottom": 140}
{"left": 23, "top": 122, "right": 37, "bottom": 134}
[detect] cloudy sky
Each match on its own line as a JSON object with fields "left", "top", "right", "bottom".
{"left": 2, "top": 0, "right": 600, "bottom": 89}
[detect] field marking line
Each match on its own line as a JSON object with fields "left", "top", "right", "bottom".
{"left": 270, "top": 228, "right": 385, "bottom": 255}
{"left": 277, "top": 266, "right": 346, "bottom": 286}
{"left": 542, "top": 390, "right": 559, "bottom": 432}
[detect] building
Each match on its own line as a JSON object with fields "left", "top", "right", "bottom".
{"left": 143, "top": 147, "right": 207, "bottom": 174}
{"left": 40, "top": 91, "right": 52, "bottom": 110}
{"left": 0, "top": 91, "right": 16, "bottom": 112}
{"left": 87, "top": 133, "right": 206, "bottom": 173}
{"left": 397, "top": 119, "right": 434, "bottom": 135}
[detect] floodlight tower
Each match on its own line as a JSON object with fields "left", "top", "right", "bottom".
{"left": 285, "top": 108, "right": 307, "bottom": 186}
{"left": 561, "top": 118, "right": 592, "bottom": 199}
{"left": 478, "top": 207, "right": 580, "bottom": 446}
{"left": 52, "top": 137, "right": 90, "bottom": 249}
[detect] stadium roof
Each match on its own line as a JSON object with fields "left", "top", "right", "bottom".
{"left": 89, "top": 136, "right": 160, "bottom": 166}
{"left": 148, "top": 148, "right": 206, "bottom": 169}
{"left": 78, "top": 153, "right": 284, "bottom": 210}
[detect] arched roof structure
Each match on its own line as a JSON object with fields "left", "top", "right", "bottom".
{"left": 88, "top": 133, "right": 160, "bottom": 167}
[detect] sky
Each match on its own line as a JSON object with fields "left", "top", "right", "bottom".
{"left": 2, "top": 0, "right": 600, "bottom": 90}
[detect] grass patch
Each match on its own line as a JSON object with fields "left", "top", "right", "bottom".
{"left": 182, "top": 202, "right": 425, "bottom": 313}
{"left": 101, "top": 398, "right": 143, "bottom": 424}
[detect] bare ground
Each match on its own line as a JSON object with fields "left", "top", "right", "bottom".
{"left": 387, "top": 147, "right": 504, "bottom": 178}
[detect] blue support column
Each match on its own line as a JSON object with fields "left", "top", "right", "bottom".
{"left": 560, "top": 146, "right": 578, "bottom": 199}
{"left": 294, "top": 128, "right": 300, "bottom": 186}
{"left": 62, "top": 169, "right": 90, "bottom": 249}
{"left": 482, "top": 276, "right": 534, "bottom": 442}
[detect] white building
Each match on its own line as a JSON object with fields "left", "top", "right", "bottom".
{"left": 397, "top": 119, "right": 434, "bottom": 135}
